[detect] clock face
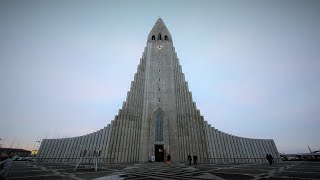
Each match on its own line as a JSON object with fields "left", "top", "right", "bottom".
{"left": 157, "top": 45, "right": 163, "bottom": 49}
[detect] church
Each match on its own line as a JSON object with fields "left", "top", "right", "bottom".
{"left": 37, "top": 18, "right": 280, "bottom": 163}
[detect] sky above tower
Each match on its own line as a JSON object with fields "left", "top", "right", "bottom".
{"left": 0, "top": 0, "right": 319, "bottom": 154}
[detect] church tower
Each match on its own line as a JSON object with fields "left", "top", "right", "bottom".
{"left": 36, "top": 18, "right": 280, "bottom": 164}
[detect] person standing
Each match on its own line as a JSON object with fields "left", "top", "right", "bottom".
{"left": 166, "top": 154, "right": 171, "bottom": 165}
{"left": 193, "top": 155, "right": 198, "bottom": 165}
{"left": 187, "top": 154, "right": 192, "bottom": 165}
{"left": 167, "top": 154, "right": 171, "bottom": 164}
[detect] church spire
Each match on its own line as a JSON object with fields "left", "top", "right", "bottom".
{"left": 148, "top": 18, "right": 172, "bottom": 42}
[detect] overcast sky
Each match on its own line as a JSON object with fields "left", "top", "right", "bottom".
{"left": 0, "top": 0, "right": 319, "bottom": 154}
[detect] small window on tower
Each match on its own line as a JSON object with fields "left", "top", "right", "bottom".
{"left": 152, "top": 35, "right": 155, "bottom": 40}
{"left": 165, "top": 35, "right": 168, "bottom": 40}
{"left": 158, "top": 33, "right": 162, "bottom": 40}
{"left": 158, "top": 87, "right": 160, "bottom": 91}
{"left": 158, "top": 98, "right": 161, "bottom": 102}
{"left": 159, "top": 78, "right": 160, "bottom": 81}
{"left": 159, "top": 69, "right": 160, "bottom": 72}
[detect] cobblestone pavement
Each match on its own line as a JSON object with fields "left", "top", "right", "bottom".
{"left": 5, "top": 161, "right": 320, "bottom": 180}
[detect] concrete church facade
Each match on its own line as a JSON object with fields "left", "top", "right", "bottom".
{"left": 37, "top": 18, "right": 280, "bottom": 163}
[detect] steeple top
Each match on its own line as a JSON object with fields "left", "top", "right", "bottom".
{"left": 148, "top": 18, "right": 172, "bottom": 42}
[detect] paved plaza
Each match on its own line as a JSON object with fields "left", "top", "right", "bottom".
{"left": 5, "top": 161, "right": 320, "bottom": 180}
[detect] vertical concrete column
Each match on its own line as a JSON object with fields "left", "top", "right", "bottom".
{"left": 238, "top": 138, "right": 245, "bottom": 162}
{"left": 126, "top": 121, "right": 132, "bottom": 162}
{"left": 260, "top": 139, "right": 269, "bottom": 162}
{"left": 205, "top": 125, "right": 211, "bottom": 162}
{"left": 95, "top": 129, "right": 102, "bottom": 162}
{"left": 73, "top": 136, "right": 82, "bottom": 163}
{"left": 213, "top": 129, "right": 221, "bottom": 163}
{"left": 216, "top": 131, "right": 223, "bottom": 163}
{"left": 97, "top": 128, "right": 106, "bottom": 163}
{"left": 121, "top": 120, "right": 128, "bottom": 163}
{"left": 42, "top": 140, "right": 51, "bottom": 159}
{"left": 51, "top": 139, "right": 61, "bottom": 163}
{"left": 85, "top": 134, "right": 93, "bottom": 163}
{"left": 242, "top": 138, "right": 250, "bottom": 163}
{"left": 90, "top": 132, "right": 97, "bottom": 159}
{"left": 235, "top": 137, "right": 243, "bottom": 162}
{"left": 83, "top": 135, "right": 90, "bottom": 163}
{"left": 252, "top": 139, "right": 260, "bottom": 163}
{"left": 61, "top": 138, "right": 71, "bottom": 163}
{"left": 115, "top": 119, "right": 123, "bottom": 163}
{"left": 236, "top": 136, "right": 243, "bottom": 163}
{"left": 229, "top": 134, "right": 237, "bottom": 163}
{"left": 45, "top": 140, "right": 54, "bottom": 162}
{"left": 125, "top": 120, "right": 131, "bottom": 163}
{"left": 211, "top": 127, "right": 218, "bottom": 163}
{"left": 231, "top": 136, "right": 240, "bottom": 163}
{"left": 63, "top": 138, "right": 72, "bottom": 163}
{"left": 251, "top": 139, "right": 259, "bottom": 163}
{"left": 65, "top": 138, "right": 75, "bottom": 163}
{"left": 261, "top": 140, "right": 269, "bottom": 161}
{"left": 105, "top": 124, "right": 113, "bottom": 162}
{"left": 256, "top": 139, "right": 264, "bottom": 162}
{"left": 69, "top": 138, "right": 77, "bottom": 163}
{"left": 57, "top": 139, "right": 66, "bottom": 163}
{"left": 100, "top": 127, "right": 108, "bottom": 159}
{"left": 68, "top": 137, "right": 77, "bottom": 163}
{"left": 197, "top": 111, "right": 206, "bottom": 162}
{"left": 49, "top": 139, "right": 58, "bottom": 163}
{"left": 227, "top": 134, "right": 235, "bottom": 162}
{"left": 44, "top": 140, "right": 51, "bottom": 162}
{"left": 222, "top": 133, "right": 230, "bottom": 162}
{"left": 191, "top": 104, "right": 201, "bottom": 162}
{"left": 248, "top": 139, "right": 257, "bottom": 163}
{"left": 111, "top": 120, "right": 120, "bottom": 163}
{"left": 217, "top": 131, "right": 225, "bottom": 163}
{"left": 90, "top": 132, "right": 97, "bottom": 158}
{"left": 258, "top": 140, "right": 267, "bottom": 162}
{"left": 248, "top": 139, "right": 256, "bottom": 162}
{"left": 205, "top": 124, "right": 212, "bottom": 162}
{"left": 92, "top": 131, "right": 99, "bottom": 154}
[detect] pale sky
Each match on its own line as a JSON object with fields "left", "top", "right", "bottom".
{"left": 0, "top": 0, "right": 319, "bottom": 154}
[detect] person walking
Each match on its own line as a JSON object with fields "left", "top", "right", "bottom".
{"left": 266, "top": 153, "right": 272, "bottom": 165}
{"left": 166, "top": 154, "right": 171, "bottom": 165}
{"left": 187, "top": 154, "right": 192, "bottom": 165}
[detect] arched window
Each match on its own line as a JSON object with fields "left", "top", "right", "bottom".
{"left": 152, "top": 35, "right": 155, "bottom": 40}
{"left": 164, "top": 35, "right": 168, "bottom": 40}
{"left": 155, "top": 112, "right": 163, "bottom": 141}
{"left": 158, "top": 33, "right": 162, "bottom": 40}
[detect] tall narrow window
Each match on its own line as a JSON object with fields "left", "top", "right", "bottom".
{"left": 158, "top": 33, "right": 162, "bottom": 40}
{"left": 155, "top": 112, "right": 163, "bottom": 141}
{"left": 165, "top": 35, "right": 168, "bottom": 40}
{"left": 152, "top": 35, "right": 155, "bottom": 40}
